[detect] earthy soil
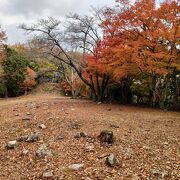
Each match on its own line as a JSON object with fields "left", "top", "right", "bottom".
{"left": 0, "top": 95, "right": 179, "bottom": 180}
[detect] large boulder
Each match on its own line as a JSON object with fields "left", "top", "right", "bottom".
{"left": 98, "top": 130, "right": 114, "bottom": 144}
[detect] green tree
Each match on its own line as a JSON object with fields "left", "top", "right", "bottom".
{"left": 3, "top": 47, "right": 30, "bottom": 96}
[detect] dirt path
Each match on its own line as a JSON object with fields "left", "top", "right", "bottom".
{"left": 0, "top": 95, "right": 179, "bottom": 179}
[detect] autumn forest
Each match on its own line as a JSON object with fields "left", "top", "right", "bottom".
{"left": 0, "top": 0, "right": 180, "bottom": 179}
{"left": 0, "top": 0, "right": 179, "bottom": 110}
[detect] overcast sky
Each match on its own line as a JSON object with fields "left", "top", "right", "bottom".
{"left": 0, "top": 0, "right": 115, "bottom": 44}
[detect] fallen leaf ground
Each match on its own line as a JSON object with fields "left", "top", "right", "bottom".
{"left": 0, "top": 95, "right": 179, "bottom": 180}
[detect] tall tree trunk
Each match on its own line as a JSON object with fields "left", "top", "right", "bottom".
{"left": 172, "top": 70, "right": 179, "bottom": 110}
{"left": 121, "top": 77, "right": 132, "bottom": 104}
{"left": 97, "top": 74, "right": 110, "bottom": 102}
{"left": 149, "top": 74, "right": 157, "bottom": 107}
{"left": 5, "top": 87, "right": 8, "bottom": 98}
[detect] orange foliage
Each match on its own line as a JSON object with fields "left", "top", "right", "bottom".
{"left": 60, "top": 80, "right": 77, "bottom": 95}
{"left": 22, "top": 67, "right": 37, "bottom": 90}
{"left": 100, "top": 0, "right": 180, "bottom": 77}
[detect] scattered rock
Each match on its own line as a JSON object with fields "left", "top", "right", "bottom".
{"left": 98, "top": 153, "right": 109, "bottom": 159}
{"left": 86, "top": 136, "right": 95, "bottom": 143}
{"left": 122, "top": 147, "right": 133, "bottom": 159}
{"left": 22, "top": 116, "right": 31, "bottom": 121}
{"left": 110, "top": 124, "right": 119, "bottom": 128}
{"left": 150, "top": 169, "right": 169, "bottom": 178}
{"left": 6, "top": 140, "right": 18, "bottom": 149}
{"left": 70, "top": 122, "right": 81, "bottom": 129}
{"left": 74, "top": 132, "right": 88, "bottom": 138}
{"left": 80, "top": 132, "right": 88, "bottom": 137}
{"left": 36, "top": 105, "right": 40, "bottom": 108}
{"left": 85, "top": 144, "right": 95, "bottom": 152}
{"left": 42, "top": 171, "right": 53, "bottom": 178}
{"left": 17, "top": 135, "right": 29, "bottom": 142}
{"left": 36, "top": 144, "right": 53, "bottom": 158}
{"left": 38, "top": 124, "right": 46, "bottom": 129}
{"left": 107, "top": 108, "right": 112, "bottom": 111}
{"left": 26, "top": 132, "right": 40, "bottom": 142}
{"left": 106, "top": 154, "right": 120, "bottom": 167}
{"left": 142, "top": 145, "right": 151, "bottom": 150}
{"left": 68, "top": 164, "right": 84, "bottom": 171}
{"left": 74, "top": 132, "right": 81, "bottom": 138}
{"left": 15, "top": 113, "right": 20, "bottom": 116}
{"left": 22, "top": 149, "right": 29, "bottom": 155}
{"left": 56, "top": 135, "right": 64, "bottom": 140}
{"left": 162, "top": 142, "right": 169, "bottom": 146}
{"left": 26, "top": 112, "right": 31, "bottom": 115}
{"left": 85, "top": 177, "right": 91, "bottom": 180}
{"left": 98, "top": 130, "right": 114, "bottom": 144}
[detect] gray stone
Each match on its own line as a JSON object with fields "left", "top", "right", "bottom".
{"left": 56, "top": 136, "right": 64, "bottom": 140}
{"left": 22, "top": 149, "right": 29, "bottom": 155}
{"left": 22, "top": 116, "right": 31, "bottom": 121}
{"left": 38, "top": 124, "right": 46, "bottom": 129}
{"left": 70, "top": 122, "right": 81, "bottom": 129}
{"left": 151, "top": 169, "right": 169, "bottom": 178}
{"left": 6, "top": 140, "right": 18, "bottom": 149}
{"left": 36, "top": 145, "right": 52, "bottom": 158}
{"left": 122, "top": 147, "right": 133, "bottom": 159}
{"left": 43, "top": 171, "right": 53, "bottom": 178}
{"left": 85, "top": 144, "right": 95, "bottom": 152}
{"left": 106, "top": 154, "right": 120, "bottom": 167}
{"left": 74, "top": 132, "right": 87, "bottom": 138}
{"left": 68, "top": 163, "right": 84, "bottom": 171}
{"left": 17, "top": 135, "right": 29, "bottom": 142}
{"left": 26, "top": 132, "right": 40, "bottom": 142}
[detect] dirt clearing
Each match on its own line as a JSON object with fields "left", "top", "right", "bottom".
{"left": 0, "top": 95, "right": 179, "bottom": 179}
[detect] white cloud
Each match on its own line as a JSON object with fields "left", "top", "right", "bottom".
{"left": 0, "top": 0, "right": 115, "bottom": 44}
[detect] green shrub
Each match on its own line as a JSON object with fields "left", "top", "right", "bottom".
{"left": 3, "top": 47, "right": 30, "bottom": 96}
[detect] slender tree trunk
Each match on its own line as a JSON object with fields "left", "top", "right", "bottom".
{"left": 149, "top": 74, "right": 156, "bottom": 107}
{"left": 96, "top": 74, "right": 110, "bottom": 102}
{"left": 120, "top": 77, "right": 132, "bottom": 104}
{"left": 24, "top": 88, "right": 28, "bottom": 96}
{"left": 5, "top": 87, "right": 8, "bottom": 98}
{"left": 172, "top": 70, "right": 179, "bottom": 110}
